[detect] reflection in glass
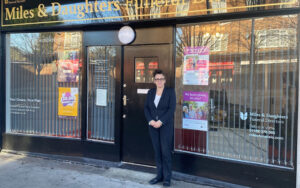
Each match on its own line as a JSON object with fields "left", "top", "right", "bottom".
{"left": 2, "top": 0, "right": 298, "bottom": 27}
{"left": 175, "top": 14, "right": 298, "bottom": 168}
{"left": 135, "top": 57, "right": 159, "bottom": 83}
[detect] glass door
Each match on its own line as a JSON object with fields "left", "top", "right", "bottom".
{"left": 87, "top": 46, "right": 120, "bottom": 143}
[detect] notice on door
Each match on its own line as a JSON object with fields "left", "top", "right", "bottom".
{"left": 137, "top": 88, "right": 149, "bottom": 94}
{"left": 96, "top": 89, "right": 107, "bottom": 106}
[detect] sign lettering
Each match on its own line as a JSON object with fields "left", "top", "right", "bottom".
{"left": 2, "top": 0, "right": 298, "bottom": 27}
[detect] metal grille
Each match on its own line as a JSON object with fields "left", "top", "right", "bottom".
{"left": 174, "top": 15, "right": 298, "bottom": 168}
{"left": 87, "top": 46, "right": 117, "bottom": 142}
{"left": 6, "top": 32, "right": 82, "bottom": 138}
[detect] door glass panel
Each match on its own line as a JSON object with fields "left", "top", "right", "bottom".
{"left": 87, "top": 46, "right": 118, "bottom": 142}
{"left": 135, "top": 57, "right": 159, "bottom": 83}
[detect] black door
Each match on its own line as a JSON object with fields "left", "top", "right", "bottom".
{"left": 122, "top": 44, "right": 172, "bottom": 165}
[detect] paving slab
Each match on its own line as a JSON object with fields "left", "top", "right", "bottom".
{"left": 0, "top": 152, "right": 215, "bottom": 188}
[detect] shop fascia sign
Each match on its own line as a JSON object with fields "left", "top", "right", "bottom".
{"left": 4, "top": 0, "right": 120, "bottom": 20}
{"left": 2, "top": 0, "right": 298, "bottom": 26}
{"left": 2, "top": 0, "right": 196, "bottom": 25}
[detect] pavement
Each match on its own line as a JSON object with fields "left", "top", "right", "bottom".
{"left": 0, "top": 151, "right": 244, "bottom": 188}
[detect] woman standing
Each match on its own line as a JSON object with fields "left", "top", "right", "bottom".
{"left": 144, "top": 69, "right": 176, "bottom": 187}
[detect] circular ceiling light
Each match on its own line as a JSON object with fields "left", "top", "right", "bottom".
{"left": 118, "top": 26, "right": 135, "bottom": 45}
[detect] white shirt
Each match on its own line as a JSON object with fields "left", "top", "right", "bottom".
{"left": 154, "top": 95, "right": 161, "bottom": 108}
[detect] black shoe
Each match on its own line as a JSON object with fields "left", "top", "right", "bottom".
{"left": 149, "top": 177, "right": 162, "bottom": 185}
{"left": 163, "top": 180, "right": 171, "bottom": 187}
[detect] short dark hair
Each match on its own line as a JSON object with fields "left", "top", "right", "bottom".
{"left": 153, "top": 69, "right": 165, "bottom": 77}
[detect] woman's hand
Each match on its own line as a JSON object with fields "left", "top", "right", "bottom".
{"left": 152, "top": 120, "right": 162, "bottom": 128}
{"left": 149, "top": 120, "right": 156, "bottom": 126}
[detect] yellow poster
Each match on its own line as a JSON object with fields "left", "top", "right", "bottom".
{"left": 58, "top": 87, "right": 79, "bottom": 117}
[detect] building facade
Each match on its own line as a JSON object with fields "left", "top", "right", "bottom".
{"left": 0, "top": 0, "right": 300, "bottom": 187}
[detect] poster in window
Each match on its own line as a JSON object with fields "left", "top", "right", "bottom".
{"left": 58, "top": 87, "right": 78, "bottom": 117}
{"left": 183, "top": 47, "right": 209, "bottom": 85}
{"left": 182, "top": 91, "right": 209, "bottom": 131}
{"left": 57, "top": 51, "right": 80, "bottom": 82}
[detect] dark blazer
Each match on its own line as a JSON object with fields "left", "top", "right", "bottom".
{"left": 144, "top": 87, "right": 176, "bottom": 125}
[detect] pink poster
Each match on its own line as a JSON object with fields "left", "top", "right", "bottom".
{"left": 183, "top": 47, "right": 209, "bottom": 85}
{"left": 182, "top": 91, "right": 209, "bottom": 131}
{"left": 57, "top": 51, "right": 80, "bottom": 83}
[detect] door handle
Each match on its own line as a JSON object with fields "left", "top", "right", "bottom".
{"left": 123, "top": 95, "right": 129, "bottom": 106}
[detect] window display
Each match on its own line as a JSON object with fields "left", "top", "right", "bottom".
{"left": 175, "top": 15, "right": 298, "bottom": 168}
{"left": 6, "top": 32, "right": 83, "bottom": 138}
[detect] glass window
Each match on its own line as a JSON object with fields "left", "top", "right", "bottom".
{"left": 135, "top": 57, "right": 159, "bottom": 83}
{"left": 87, "top": 46, "right": 119, "bottom": 142}
{"left": 127, "top": 5, "right": 138, "bottom": 20}
{"left": 256, "top": 29, "right": 296, "bottom": 48}
{"left": 211, "top": 0, "right": 227, "bottom": 14}
{"left": 6, "top": 32, "right": 83, "bottom": 138}
{"left": 150, "top": 6, "right": 161, "bottom": 19}
{"left": 246, "top": 0, "right": 266, "bottom": 11}
{"left": 280, "top": 0, "right": 296, "bottom": 8}
{"left": 176, "top": 0, "right": 190, "bottom": 16}
{"left": 175, "top": 14, "right": 298, "bottom": 168}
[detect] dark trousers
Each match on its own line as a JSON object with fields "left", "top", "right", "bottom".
{"left": 149, "top": 123, "right": 173, "bottom": 181}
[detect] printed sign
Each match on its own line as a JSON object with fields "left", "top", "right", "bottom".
{"left": 57, "top": 51, "right": 80, "bottom": 83}
{"left": 96, "top": 89, "right": 107, "bottom": 106}
{"left": 247, "top": 112, "right": 287, "bottom": 140}
{"left": 58, "top": 87, "right": 78, "bottom": 117}
{"left": 2, "top": 0, "right": 297, "bottom": 27}
{"left": 137, "top": 88, "right": 149, "bottom": 94}
{"left": 183, "top": 47, "right": 209, "bottom": 85}
{"left": 182, "top": 91, "right": 209, "bottom": 131}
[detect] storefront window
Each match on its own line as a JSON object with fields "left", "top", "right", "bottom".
{"left": 87, "top": 46, "right": 119, "bottom": 142}
{"left": 6, "top": 32, "right": 83, "bottom": 138}
{"left": 175, "top": 14, "right": 298, "bottom": 168}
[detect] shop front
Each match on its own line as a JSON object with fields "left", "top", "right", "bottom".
{"left": 1, "top": 0, "right": 300, "bottom": 187}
